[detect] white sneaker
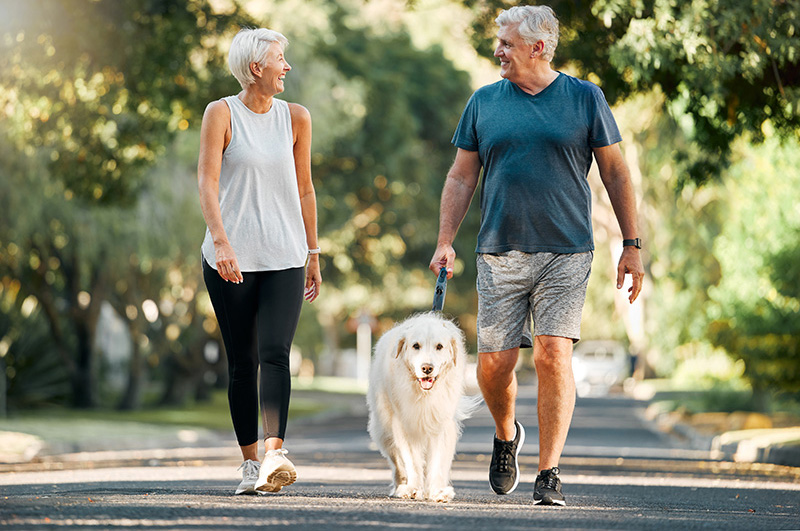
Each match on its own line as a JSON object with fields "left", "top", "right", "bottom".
{"left": 234, "top": 459, "right": 261, "bottom": 495}
{"left": 255, "top": 449, "right": 297, "bottom": 493}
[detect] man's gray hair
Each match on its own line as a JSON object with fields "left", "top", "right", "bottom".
{"left": 228, "top": 28, "right": 289, "bottom": 89}
{"left": 496, "top": 5, "right": 559, "bottom": 62}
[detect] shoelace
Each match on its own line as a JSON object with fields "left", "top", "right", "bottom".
{"left": 494, "top": 439, "right": 515, "bottom": 473}
{"left": 538, "top": 467, "right": 560, "bottom": 489}
{"left": 238, "top": 459, "right": 260, "bottom": 478}
{"left": 266, "top": 448, "right": 289, "bottom": 458}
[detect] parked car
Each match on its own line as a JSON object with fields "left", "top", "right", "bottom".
{"left": 571, "top": 340, "right": 629, "bottom": 397}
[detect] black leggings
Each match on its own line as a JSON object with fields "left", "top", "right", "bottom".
{"left": 203, "top": 258, "right": 304, "bottom": 446}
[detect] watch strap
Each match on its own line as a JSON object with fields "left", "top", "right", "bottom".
{"left": 623, "top": 238, "right": 642, "bottom": 249}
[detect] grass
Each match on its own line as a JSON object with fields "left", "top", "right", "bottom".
{"left": 0, "top": 378, "right": 367, "bottom": 447}
{"left": 12, "top": 391, "right": 328, "bottom": 431}
{"left": 292, "top": 376, "right": 368, "bottom": 395}
{"left": 638, "top": 377, "right": 800, "bottom": 418}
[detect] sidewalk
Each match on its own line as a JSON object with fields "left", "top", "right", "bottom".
{"left": 0, "top": 387, "right": 369, "bottom": 471}
{"left": 632, "top": 381, "right": 800, "bottom": 468}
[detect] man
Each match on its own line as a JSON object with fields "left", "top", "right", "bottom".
{"left": 429, "top": 5, "right": 644, "bottom": 506}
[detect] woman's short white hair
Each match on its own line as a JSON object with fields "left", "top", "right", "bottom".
{"left": 228, "top": 28, "right": 289, "bottom": 89}
{"left": 496, "top": 5, "right": 559, "bottom": 62}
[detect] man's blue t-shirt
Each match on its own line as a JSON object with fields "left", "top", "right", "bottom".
{"left": 452, "top": 73, "right": 622, "bottom": 254}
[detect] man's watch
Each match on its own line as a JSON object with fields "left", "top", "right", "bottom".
{"left": 623, "top": 238, "right": 642, "bottom": 249}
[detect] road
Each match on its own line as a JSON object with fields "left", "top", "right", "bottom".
{"left": 2, "top": 385, "right": 799, "bottom": 530}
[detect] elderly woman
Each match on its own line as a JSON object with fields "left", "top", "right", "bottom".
{"left": 197, "top": 27, "right": 321, "bottom": 496}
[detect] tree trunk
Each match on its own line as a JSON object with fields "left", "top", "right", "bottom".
{"left": 159, "top": 309, "right": 211, "bottom": 406}
{"left": 117, "top": 319, "right": 144, "bottom": 411}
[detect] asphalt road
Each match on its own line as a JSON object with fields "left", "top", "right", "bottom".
{"left": 2, "top": 385, "right": 799, "bottom": 530}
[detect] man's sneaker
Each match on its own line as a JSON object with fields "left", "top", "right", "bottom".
{"left": 489, "top": 420, "right": 525, "bottom": 494}
{"left": 533, "top": 467, "right": 566, "bottom": 506}
{"left": 255, "top": 449, "right": 297, "bottom": 493}
{"left": 234, "top": 459, "right": 261, "bottom": 495}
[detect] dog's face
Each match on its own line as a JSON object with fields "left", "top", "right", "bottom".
{"left": 395, "top": 316, "right": 462, "bottom": 392}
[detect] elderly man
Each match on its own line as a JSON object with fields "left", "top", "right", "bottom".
{"left": 429, "top": 5, "right": 644, "bottom": 506}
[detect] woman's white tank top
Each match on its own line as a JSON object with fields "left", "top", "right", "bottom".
{"left": 201, "top": 96, "right": 307, "bottom": 271}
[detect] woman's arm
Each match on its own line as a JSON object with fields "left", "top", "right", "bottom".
{"left": 289, "top": 102, "right": 321, "bottom": 302}
{"left": 197, "top": 100, "right": 242, "bottom": 283}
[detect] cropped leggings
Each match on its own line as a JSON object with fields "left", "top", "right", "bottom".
{"left": 203, "top": 258, "right": 304, "bottom": 446}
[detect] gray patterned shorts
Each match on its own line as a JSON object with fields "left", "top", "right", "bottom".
{"left": 476, "top": 250, "right": 593, "bottom": 353}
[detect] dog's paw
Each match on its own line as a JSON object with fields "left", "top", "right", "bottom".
{"left": 391, "top": 484, "right": 420, "bottom": 499}
{"left": 428, "top": 486, "right": 455, "bottom": 503}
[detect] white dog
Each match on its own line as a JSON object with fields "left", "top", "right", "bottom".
{"left": 367, "top": 312, "right": 478, "bottom": 502}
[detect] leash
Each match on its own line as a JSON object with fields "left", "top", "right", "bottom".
{"left": 431, "top": 267, "right": 448, "bottom": 312}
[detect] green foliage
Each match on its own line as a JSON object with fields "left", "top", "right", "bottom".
{"left": 6, "top": 0, "right": 795, "bottom": 412}
{"left": 461, "top": 0, "right": 800, "bottom": 187}
{"left": 0, "top": 0, "right": 480, "bottom": 408}
{"left": 0, "top": 0, "right": 246, "bottom": 204}
{"left": 280, "top": 4, "right": 478, "bottom": 347}
{"left": 706, "top": 139, "right": 800, "bottom": 396}
{"left": 0, "top": 0, "right": 250, "bottom": 407}
{"left": 637, "top": 114, "right": 725, "bottom": 368}
{"left": 621, "top": 86, "right": 800, "bottom": 399}
{"left": 0, "top": 286, "right": 70, "bottom": 409}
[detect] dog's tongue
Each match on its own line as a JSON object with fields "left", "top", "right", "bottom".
{"left": 419, "top": 377, "right": 435, "bottom": 390}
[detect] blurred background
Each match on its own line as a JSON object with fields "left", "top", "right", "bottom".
{"left": 0, "top": 0, "right": 798, "bottom": 434}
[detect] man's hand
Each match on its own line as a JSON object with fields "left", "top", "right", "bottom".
{"left": 429, "top": 243, "right": 456, "bottom": 279}
{"left": 617, "top": 247, "right": 644, "bottom": 303}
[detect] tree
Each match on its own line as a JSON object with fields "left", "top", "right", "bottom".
{"left": 461, "top": 0, "right": 799, "bottom": 187}
{"left": 706, "top": 139, "right": 800, "bottom": 401}
{"left": 0, "top": 0, "right": 250, "bottom": 407}
{"left": 281, "top": 5, "right": 479, "bottom": 355}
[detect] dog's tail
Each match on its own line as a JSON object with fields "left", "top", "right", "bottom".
{"left": 455, "top": 394, "right": 484, "bottom": 423}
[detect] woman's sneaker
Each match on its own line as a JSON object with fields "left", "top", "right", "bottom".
{"left": 533, "top": 467, "right": 566, "bottom": 506}
{"left": 489, "top": 420, "right": 525, "bottom": 494}
{"left": 255, "top": 449, "right": 297, "bottom": 493}
{"left": 234, "top": 459, "right": 261, "bottom": 495}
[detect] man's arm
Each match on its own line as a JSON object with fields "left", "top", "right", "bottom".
{"left": 429, "top": 148, "right": 482, "bottom": 278}
{"left": 593, "top": 143, "right": 644, "bottom": 303}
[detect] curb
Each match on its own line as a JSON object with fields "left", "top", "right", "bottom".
{"left": 639, "top": 394, "right": 800, "bottom": 469}
{"left": 711, "top": 428, "right": 800, "bottom": 466}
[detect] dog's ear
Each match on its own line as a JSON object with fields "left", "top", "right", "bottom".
{"left": 395, "top": 337, "right": 405, "bottom": 359}
{"left": 442, "top": 320, "right": 464, "bottom": 366}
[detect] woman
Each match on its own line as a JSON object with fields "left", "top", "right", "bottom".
{"left": 197, "top": 27, "right": 321, "bottom": 496}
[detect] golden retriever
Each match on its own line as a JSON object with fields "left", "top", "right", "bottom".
{"left": 367, "top": 312, "right": 478, "bottom": 502}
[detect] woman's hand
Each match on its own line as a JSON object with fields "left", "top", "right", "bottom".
{"left": 215, "top": 242, "right": 244, "bottom": 283}
{"left": 304, "top": 255, "right": 322, "bottom": 302}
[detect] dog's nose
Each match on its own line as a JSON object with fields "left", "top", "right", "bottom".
{"left": 421, "top": 364, "right": 434, "bottom": 375}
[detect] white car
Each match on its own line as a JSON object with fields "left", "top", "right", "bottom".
{"left": 571, "top": 340, "right": 630, "bottom": 397}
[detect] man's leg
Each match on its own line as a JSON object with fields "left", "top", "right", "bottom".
{"left": 479, "top": 347, "right": 526, "bottom": 495}
{"left": 533, "top": 335, "right": 576, "bottom": 471}
{"left": 477, "top": 347, "right": 519, "bottom": 441}
{"left": 474, "top": 251, "right": 532, "bottom": 495}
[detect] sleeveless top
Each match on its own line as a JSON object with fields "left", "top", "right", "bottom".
{"left": 201, "top": 96, "right": 308, "bottom": 271}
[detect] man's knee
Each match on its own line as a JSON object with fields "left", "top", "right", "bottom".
{"left": 478, "top": 349, "right": 518, "bottom": 380}
{"left": 533, "top": 336, "right": 573, "bottom": 373}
